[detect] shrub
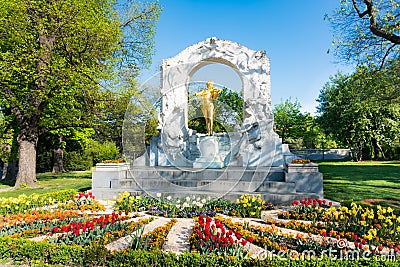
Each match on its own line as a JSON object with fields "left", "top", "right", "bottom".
{"left": 36, "top": 151, "right": 53, "bottom": 173}
{"left": 64, "top": 151, "right": 93, "bottom": 171}
{"left": 86, "top": 140, "right": 120, "bottom": 164}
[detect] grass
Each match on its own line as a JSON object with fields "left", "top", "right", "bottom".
{"left": 0, "top": 171, "right": 92, "bottom": 198}
{"left": 319, "top": 160, "right": 400, "bottom": 202}
{"left": 0, "top": 161, "right": 399, "bottom": 204}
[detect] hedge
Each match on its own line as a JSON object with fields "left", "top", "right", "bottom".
{"left": 0, "top": 237, "right": 398, "bottom": 267}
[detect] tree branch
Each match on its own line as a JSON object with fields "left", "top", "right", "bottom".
{"left": 379, "top": 43, "right": 397, "bottom": 70}
{"left": 352, "top": 0, "right": 369, "bottom": 17}
{"left": 358, "top": 0, "right": 400, "bottom": 44}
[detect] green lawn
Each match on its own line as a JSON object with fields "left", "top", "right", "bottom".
{"left": 319, "top": 160, "right": 400, "bottom": 202}
{"left": 0, "top": 161, "right": 399, "bottom": 203}
{"left": 0, "top": 171, "right": 92, "bottom": 198}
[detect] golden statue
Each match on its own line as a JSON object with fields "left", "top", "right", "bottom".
{"left": 194, "top": 80, "right": 221, "bottom": 136}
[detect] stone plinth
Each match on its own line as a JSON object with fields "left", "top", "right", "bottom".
{"left": 91, "top": 163, "right": 324, "bottom": 204}
{"left": 193, "top": 136, "right": 224, "bottom": 169}
{"left": 284, "top": 163, "right": 323, "bottom": 198}
{"left": 285, "top": 163, "right": 319, "bottom": 173}
{"left": 92, "top": 163, "right": 129, "bottom": 189}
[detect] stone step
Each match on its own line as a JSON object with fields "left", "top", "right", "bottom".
{"left": 127, "top": 166, "right": 284, "bottom": 182}
{"left": 111, "top": 178, "right": 296, "bottom": 194}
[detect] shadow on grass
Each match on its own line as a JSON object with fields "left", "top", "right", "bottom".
{"left": 78, "top": 186, "right": 92, "bottom": 192}
{"left": 0, "top": 180, "right": 15, "bottom": 187}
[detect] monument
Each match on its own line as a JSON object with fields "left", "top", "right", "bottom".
{"left": 91, "top": 37, "right": 324, "bottom": 204}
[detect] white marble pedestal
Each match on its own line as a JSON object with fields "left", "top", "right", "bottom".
{"left": 193, "top": 136, "right": 224, "bottom": 169}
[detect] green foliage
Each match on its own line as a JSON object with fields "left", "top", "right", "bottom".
{"left": 36, "top": 151, "right": 53, "bottom": 173}
{"left": 64, "top": 151, "right": 93, "bottom": 171}
{"left": 108, "top": 250, "right": 400, "bottom": 267}
{"left": 216, "top": 86, "right": 243, "bottom": 121}
{"left": 0, "top": 0, "right": 161, "bottom": 187}
{"left": 317, "top": 66, "right": 400, "bottom": 160}
{"left": 0, "top": 237, "right": 86, "bottom": 266}
{"left": 273, "top": 98, "right": 323, "bottom": 148}
{"left": 327, "top": 0, "right": 400, "bottom": 67}
{"left": 64, "top": 139, "right": 120, "bottom": 171}
{"left": 86, "top": 140, "right": 120, "bottom": 164}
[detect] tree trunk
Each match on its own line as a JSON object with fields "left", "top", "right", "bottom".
{"left": 14, "top": 140, "right": 38, "bottom": 188}
{"left": 1, "top": 161, "right": 17, "bottom": 181}
{"left": 371, "top": 139, "right": 385, "bottom": 160}
{"left": 52, "top": 148, "right": 66, "bottom": 173}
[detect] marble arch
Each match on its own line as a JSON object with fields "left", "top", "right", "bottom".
{"left": 144, "top": 37, "right": 283, "bottom": 167}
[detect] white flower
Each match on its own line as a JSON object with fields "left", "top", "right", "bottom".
{"left": 198, "top": 203, "right": 203, "bottom": 208}
{"left": 183, "top": 202, "right": 189, "bottom": 208}
{"left": 196, "top": 197, "right": 201, "bottom": 201}
{"left": 201, "top": 199, "right": 207, "bottom": 204}
{"left": 176, "top": 204, "right": 181, "bottom": 209}
{"left": 156, "top": 193, "right": 162, "bottom": 198}
{"left": 166, "top": 196, "right": 172, "bottom": 201}
{"left": 176, "top": 199, "right": 181, "bottom": 204}
{"left": 185, "top": 196, "right": 190, "bottom": 202}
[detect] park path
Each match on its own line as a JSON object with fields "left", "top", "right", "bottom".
{"left": 105, "top": 216, "right": 170, "bottom": 252}
{"left": 162, "top": 218, "right": 194, "bottom": 254}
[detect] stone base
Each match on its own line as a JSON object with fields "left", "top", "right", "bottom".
{"left": 91, "top": 163, "right": 324, "bottom": 205}
{"left": 193, "top": 156, "right": 224, "bottom": 169}
{"left": 192, "top": 161, "right": 224, "bottom": 169}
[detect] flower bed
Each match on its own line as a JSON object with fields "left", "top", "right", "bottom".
{"left": 48, "top": 212, "right": 130, "bottom": 246}
{"left": 0, "top": 190, "right": 399, "bottom": 265}
{"left": 114, "top": 192, "right": 273, "bottom": 218}
{"left": 277, "top": 197, "right": 400, "bottom": 250}
{"left": 0, "top": 210, "right": 82, "bottom": 238}
{"left": 130, "top": 218, "right": 177, "bottom": 251}
{"left": 0, "top": 189, "right": 77, "bottom": 215}
{"left": 58, "top": 191, "right": 106, "bottom": 211}
{"left": 189, "top": 215, "right": 252, "bottom": 258}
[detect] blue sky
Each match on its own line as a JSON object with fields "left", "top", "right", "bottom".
{"left": 139, "top": 0, "right": 353, "bottom": 114}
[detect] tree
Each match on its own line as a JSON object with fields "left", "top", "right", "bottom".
{"left": 0, "top": 0, "right": 161, "bottom": 187}
{"left": 327, "top": 0, "right": 399, "bottom": 68}
{"left": 273, "top": 99, "right": 313, "bottom": 148}
{"left": 0, "top": 108, "right": 18, "bottom": 180}
{"left": 317, "top": 68, "right": 400, "bottom": 160}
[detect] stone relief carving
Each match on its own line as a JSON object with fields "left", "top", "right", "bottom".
{"left": 140, "top": 37, "right": 283, "bottom": 167}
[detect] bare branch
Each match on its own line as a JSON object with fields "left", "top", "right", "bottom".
{"left": 352, "top": 0, "right": 369, "bottom": 17}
